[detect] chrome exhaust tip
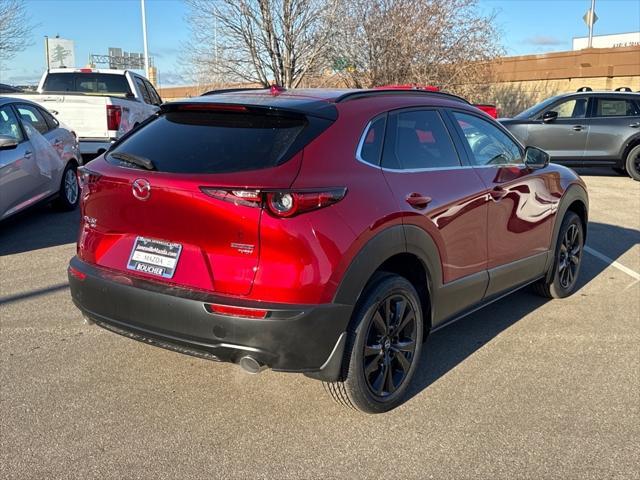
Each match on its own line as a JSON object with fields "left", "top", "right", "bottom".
{"left": 82, "top": 314, "right": 95, "bottom": 325}
{"left": 238, "top": 356, "right": 266, "bottom": 374}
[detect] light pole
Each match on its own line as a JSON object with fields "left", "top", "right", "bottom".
{"left": 588, "top": 0, "right": 596, "bottom": 48}
{"left": 141, "top": 0, "right": 150, "bottom": 78}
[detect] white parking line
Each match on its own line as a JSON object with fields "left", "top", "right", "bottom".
{"left": 584, "top": 246, "right": 640, "bottom": 281}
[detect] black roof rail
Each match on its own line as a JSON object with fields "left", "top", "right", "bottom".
{"left": 335, "top": 89, "right": 471, "bottom": 105}
{"left": 577, "top": 86, "right": 592, "bottom": 92}
{"left": 614, "top": 87, "right": 632, "bottom": 92}
{"left": 201, "top": 87, "right": 269, "bottom": 96}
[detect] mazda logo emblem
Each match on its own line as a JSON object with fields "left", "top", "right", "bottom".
{"left": 132, "top": 178, "right": 151, "bottom": 201}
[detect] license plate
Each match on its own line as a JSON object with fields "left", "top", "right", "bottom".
{"left": 127, "top": 237, "right": 182, "bottom": 279}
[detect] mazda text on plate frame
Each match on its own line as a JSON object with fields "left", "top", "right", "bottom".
{"left": 69, "top": 88, "right": 588, "bottom": 413}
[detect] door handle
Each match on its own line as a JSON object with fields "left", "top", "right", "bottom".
{"left": 24, "top": 150, "right": 33, "bottom": 159}
{"left": 489, "top": 186, "right": 508, "bottom": 201}
{"left": 630, "top": 122, "right": 640, "bottom": 128}
{"left": 572, "top": 125, "right": 585, "bottom": 131}
{"left": 405, "top": 193, "right": 432, "bottom": 209}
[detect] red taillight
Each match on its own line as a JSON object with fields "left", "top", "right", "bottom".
{"left": 204, "top": 303, "right": 268, "bottom": 319}
{"left": 265, "top": 190, "right": 346, "bottom": 218}
{"left": 106, "top": 105, "right": 122, "bottom": 130}
{"left": 78, "top": 68, "right": 93, "bottom": 73}
{"left": 200, "top": 188, "right": 347, "bottom": 217}
{"left": 200, "top": 188, "right": 262, "bottom": 207}
{"left": 68, "top": 265, "right": 87, "bottom": 281}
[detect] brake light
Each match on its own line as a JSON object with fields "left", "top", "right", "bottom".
{"left": 265, "top": 190, "right": 346, "bottom": 217}
{"left": 200, "top": 188, "right": 347, "bottom": 217}
{"left": 204, "top": 303, "right": 268, "bottom": 319}
{"left": 79, "top": 68, "right": 93, "bottom": 73}
{"left": 175, "top": 104, "right": 248, "bottom": 112}
{"left": 106, "top": 105, "right": 122, "bottom": 130}
{"left": 200, "top": 188, "right": 262, "bottom": 207}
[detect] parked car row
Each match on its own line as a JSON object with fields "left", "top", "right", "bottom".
{"left": 2, "top": 78, "right": 635, "bottom": 413}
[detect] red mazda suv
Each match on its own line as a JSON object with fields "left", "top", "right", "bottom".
{"left": 69, "top": 88, "right": 588, "bottom": 413}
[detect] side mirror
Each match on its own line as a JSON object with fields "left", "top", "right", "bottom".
{"left": 524, "top": 146, "right": 550, "bottom": 169}
{"left": 542, "top": 111, "right": 558, "bottom": 123}
{"left": 0, "top": 135, "right": 19, "bottom": 150}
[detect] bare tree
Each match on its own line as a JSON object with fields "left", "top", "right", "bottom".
{"left": 333, "top": 0, "right": 503, "bottom": 99}
{"left": 0, "top": 0, "right": 33, "bottom": 62}
{"left": 184, "top": 0, "right": 339, "bottom": 88}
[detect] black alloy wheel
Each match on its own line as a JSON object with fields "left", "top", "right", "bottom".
{"left": 557, "top": 223, "right": 582, "bottom": 290}
{"left": 324, "top": 274, "right": 424, "bottom": 414}
{"left": 363, "top": 294, "right": 418, "bottom": 397}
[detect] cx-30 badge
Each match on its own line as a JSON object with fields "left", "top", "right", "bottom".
{"left": 132, "top": 178, "right": 151, "bottom": 201}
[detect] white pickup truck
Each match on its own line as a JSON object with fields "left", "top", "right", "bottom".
{"left": 5, "top": 68, "right": 162, "bottom": 158}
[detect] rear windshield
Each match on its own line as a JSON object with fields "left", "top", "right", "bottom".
{"left": 107, "top": 110, "right": 308, "bottom": 174}
{"left": 42, "top": 73, "right": 132, "bottom": 96}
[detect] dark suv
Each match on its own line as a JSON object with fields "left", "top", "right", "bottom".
{"left": 69, "top": 88, "right": 588, "bottom": 413}
{"left": 500, "top": 88, "right": 640, "bottom": 180}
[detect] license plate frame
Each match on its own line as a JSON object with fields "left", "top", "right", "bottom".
{"left": 127, "top": 236, "right": 182, "bottom": 279}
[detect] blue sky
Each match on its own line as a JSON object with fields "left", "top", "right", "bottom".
{"left": 2, "top": 0, "right": 638, "bottom": 87}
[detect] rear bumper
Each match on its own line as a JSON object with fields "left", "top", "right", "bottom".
{"left": 79, "top": 138, "right": 113, "bottom": 156}
{"left": 68, "top": 257, "right": 351, "bottom": 379}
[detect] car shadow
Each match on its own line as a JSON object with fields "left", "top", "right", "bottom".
{"left": 405, "top": 220, "right": 639, "bottom": 403}
{"left": 0, "top": 204, "right": 80, "bottom": 256}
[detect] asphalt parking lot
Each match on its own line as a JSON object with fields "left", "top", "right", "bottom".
{"left": 1, "top": 168, "right": 638, "bottom": 480}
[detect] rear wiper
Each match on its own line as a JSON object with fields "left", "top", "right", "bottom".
{"left": 109, "top": 152, "right": 156, "bottom": 171}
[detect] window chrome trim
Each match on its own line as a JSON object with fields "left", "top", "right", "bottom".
{"left": 381, "top": 165, "right": 474, "bottom": 173}
{"left": 355, "top": 120, "right": 375, "bottom": 166}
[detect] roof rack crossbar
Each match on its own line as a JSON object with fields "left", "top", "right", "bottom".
{"left": 335, "top": 89, "right": 471, "bottom": 105}
{"left": 201, "top": 87, "right": 269, "bottom": 96}
{"left": 577, "top": 86, "right": 592, "bottom": 92}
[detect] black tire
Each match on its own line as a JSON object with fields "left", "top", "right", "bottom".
{"left": 54, "top": 161, "right": 80, "bottom": 211}
{"left": 624, "top": 144, "right": 640, "bottom": 181}
{"left": 323, "top": 273, "right": 424, "bottom": 414}
{"left": 533, "top": 211, "right": 584, "bottom": 299}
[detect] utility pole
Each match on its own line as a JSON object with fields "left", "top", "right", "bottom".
{"left": 588, "top": 0, "right": 596, "bottom": 48}
{"left": 44, "top": 36, "right": 50, "bottom": 70}
{"left": 141, "top": 0, "right": 150, "bottom": 78}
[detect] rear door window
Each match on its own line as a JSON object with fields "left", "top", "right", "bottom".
{"left": 592, "top": 97, "right": 640, "bottom": 117}
{"left": 135, "top": 77, "right": 152, "bottom": 104}
{"left": 381, "top": 110, "right": 461, "bottom": 170}
{"left": 144, "top": 79, "right": 162, "bottom": 105}
{"left": 108, "top": 108, "right": 308, "bottom": 174}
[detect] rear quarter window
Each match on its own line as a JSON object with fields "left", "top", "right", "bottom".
{"left": 108, "top": 109, "right": 309, "bottom": 174}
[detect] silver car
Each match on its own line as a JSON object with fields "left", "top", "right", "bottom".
{"left": 500, "top": 89, "right": 640, "bottom": 181}
{"left": 0, "top": 97, "right": 81, "bottom": 220}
